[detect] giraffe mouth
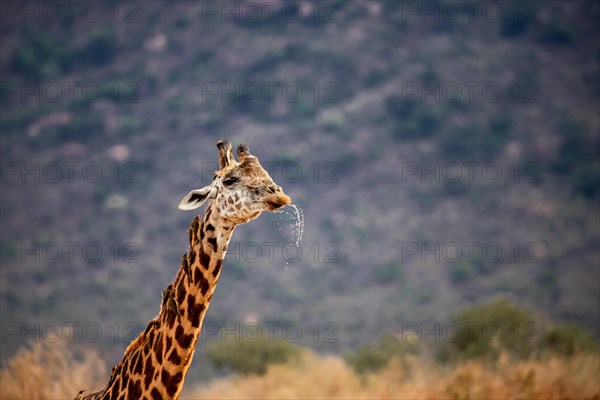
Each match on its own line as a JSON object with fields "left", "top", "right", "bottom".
{"left": 264, "top": 194, "right": 291, "bottom": 211}
{"left": 264, "top": 201, "right": 286, "bottom": 211}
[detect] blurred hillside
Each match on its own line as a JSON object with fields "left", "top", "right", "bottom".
{"left": 1, "top": 0, "right": 599, "bottom": 385}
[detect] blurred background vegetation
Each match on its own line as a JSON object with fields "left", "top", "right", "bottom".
{"left": 1, "top": 0, "right": 598, "bottom": 396}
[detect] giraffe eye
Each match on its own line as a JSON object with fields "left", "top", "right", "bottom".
{"left": 223, "top": 177, "right": 239, "bottom": 186}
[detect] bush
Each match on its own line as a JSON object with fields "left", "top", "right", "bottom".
{"left": 344, "top": 333, "right": 419, "bottom": 374}
{"left": 374, "top": 263, "right": 403, "bottom": 284}
{"left": 55, "top": 112, "right": 105, "bottom": 142}
{"left": 553, "top": 114, "right": 599, "bottom": 197}
{"left": 542, "top": 323, "right": 598, "bottom": 356}
{"left": 206, "top": 336, "right": 300, "bottom": 375}
{"left": 448, "top": 260, "right": 476, "bottom": 284}
{"left": 440, "top": 297, "right": 537, "bottom": 361}
{"left": 439, "top": 117, "right": 511, "bottom": 160}
{"left": 386, "top": 96, "right": 443, "bottom": 140}
{"left": 12, "top": 36, "right": 74, "bottom": 78}
{"left": 79, "top": 29, "right": 116, "bottom": 65}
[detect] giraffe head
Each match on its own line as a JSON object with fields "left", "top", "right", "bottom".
{"left": 178, "top": 139, "right": 291, "bottom": 224}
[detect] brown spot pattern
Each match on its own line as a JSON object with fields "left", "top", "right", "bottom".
{"left": 127, "top": 378, "right": 142, "bottom": 398}
{"left": 168, "top": 347, "right": 182, "bottom": 365}
{"left": 175, "top": 326, "right": 194, "bottom": 348}
{"left": 154, "top": 334, "right": 163, "bottom": 364}
{"left": 161, "top": 369, "right": 183, "bottom": 397}
{"left": 176, "top": 278, "right": 186, "bottom": 304}
{"left": 144, "top": 357, "right": 154, "bottom": 388}
{"left": 200, "top": 279, "right": 210, "bottom": 296}
{"left": 213, "top": 259, "right": 222, "bottom": 277}
{"left": 200, "top": 250, "right": 210, "bottom": 270}
{"left": 151, "top": 387, "right": 162, "bottom": 400}
{"left": 110, "top": 379, "right": 119, "bottom": 399}
{"left": 188, "top": 248, "right": 196, "bottom": 264}
{"left": 187, "top": 293, "right": 205, "bottom": 328}
{"left": 133, "top": 352, "right": 143, "bottom": 375}
{"left": 207, "top": 237, "right": 218, "bottom": 252}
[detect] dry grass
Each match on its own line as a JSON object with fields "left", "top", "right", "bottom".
{"left": 1, "top": 344, "right": 598, "bottom": 400}
{"left": 0, "top": 341, "right": 107, "bottom": 400}
{"left": 183, "top": 350, "right": 600, "bottom": 400}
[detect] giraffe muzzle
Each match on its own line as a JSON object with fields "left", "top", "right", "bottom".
{"left": 264, "top": 193, "right": 292, "bottom": 211}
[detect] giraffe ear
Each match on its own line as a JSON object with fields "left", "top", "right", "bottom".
{"left": 178, "top": 185, "right": 217, "bottom": 210}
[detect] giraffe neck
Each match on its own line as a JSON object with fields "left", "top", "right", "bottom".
{"left": 89, "top": 203, "right": 236, "bottom": 400}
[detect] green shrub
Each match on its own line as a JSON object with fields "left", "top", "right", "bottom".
{"left": 12, "top": 36, "right": 74, "bottom": 78}
{"left": 55, "top": 113, "right": 105, "bottom": 142}
{"left": 441, "top": 297, "right": 537, "bottom": 361}
{"left": 344, "top": 343, "right": 389, "bottom": 374}
{"left": 118, "top": 116, "right": 143, "bottom": 135}
{"left": 79, "top": 29, "right": 116, "bottom": 65}
{"left": 542, "top": 323, "right": 598, "bottom": 356}
{"left": 553, "top": 114, "right": 599, "bottom": 197}
{"left": 386, "top": 96, "right": 443, "bottom": 140}
{"left": 344, "top": 333, "right": 420, "bottom": 374}
{"left": 439, "top": 117, "right": 511, "bottom": 160}
{"left": 374, "top": 263, "right": 403, "bottom": 284}
{"left": 206, "top": 336, "right": 299, "bottom": 375}
{"left": 448, "top": 260, "right": 476, "bottom": 284}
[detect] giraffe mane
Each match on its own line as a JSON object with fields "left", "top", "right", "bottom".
{"left": 124, "top": 331, "right": 146, "bottom": 354}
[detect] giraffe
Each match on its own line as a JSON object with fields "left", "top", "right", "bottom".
{"left": 77, "top": 139, "right": 291, "bottom": 400}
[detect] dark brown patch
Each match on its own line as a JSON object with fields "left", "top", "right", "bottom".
{"left": 127, "top": 378, "right": 142, "bottom": 399}
{"left": 161, "top": 369, "right": 174, "bottom": 396}
{"left": 122, "top": 359, "right": 130, "bottom": 375}
{"left": 182, "top": 255, "right": 189, "bottom": 274}
{"left": 188, "top": 248, "right": 196, "bottom": 265}
{"left": 162, "top": 369, "right": 183, "bottom": 397}
{"left": 147, "top": 330, "right": 155, "bottom": 348}
{"left": 143, "top": 319, "right": 158, "bottom": 337}
{"left": 175, "top": 326, "right": 194, "bottom": 348}
{"left": 151, "top": 387, "right": 162, "bottom": 400}
{"left": 111, "top": 378, "right": 119, "bottom": 399}
{"left": 144, "top": 357, "right": 154, "bottom": 388}
{"left": 206, "top": 223, "right": 215, "bottom": 231}
{"left": 176, "top": 277, "right": 186, "bottom": 304}
{"left": 166, "top": 336, "right": 172, "bottom": 352}
{"left": 194, "top": 267, "right": 204, "bottom": 285}
{"left": 213, "top": 259, "right": 222, "bottom": 277}
{"left": 154, "top": 333, "right": 163, "bottom": 364}
{"left": 200, "top": 250, "right": 210, "bottom": 270}
{"left": 168, "top": 347, "right": 182, "bottom": 365}
{"left": 166, "top": 310, "right": 176, "bottom": 329}
{"left": 200, "top": 278, "right": 210, "bottom": 296}
{"left": 188, "top": 227, "right": 193, "bottom": 245}
{"left": 199, "top": 225, "right": 205, "bottom": 241}
{"left": 207, "top": 294, "right": 213, "bottom": 303}
{"left": 207, "top": 237, "right": 218, "bottom": 252}
{"left": 187, "top": 294, "right": 205, "bottom": 328}
{"left": 191, "top": 216, "right": 199, "bottom": 234}
{"left": 133, "top": 351, "right": 143, "bottom": 375}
